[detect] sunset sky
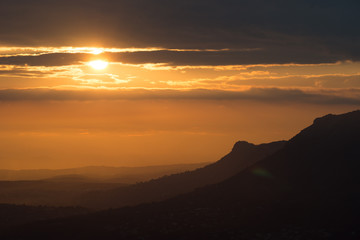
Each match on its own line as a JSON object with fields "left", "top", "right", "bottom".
{"left": 0, "top": 0, "right": 359, "bottom": 169}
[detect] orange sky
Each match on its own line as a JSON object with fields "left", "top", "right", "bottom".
{"left": 0, "top": 92, "right": 357, "bottom": 169}
{"left": 0, "top": 1, "right": 359, "bottom": 169}
{"left": 0, "top": 47, "right": 359, "bottom": 169}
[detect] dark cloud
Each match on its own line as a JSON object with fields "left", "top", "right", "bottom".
{"left": 0, "top": 49, "right": 346, "bottom": 67}
{"left": 0, "top": 88, "right": 359, "bottom": 105}
{"left": 0, "top": 0, "right": 359, "bottom": 64}
{"left": 0, "top": 53, "right": 87, "bottom": 66}
{"left": 108, "top": 49, "right": 343, "bottom": 65}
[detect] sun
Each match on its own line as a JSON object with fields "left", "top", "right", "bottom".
{"left": 88, "top": 60, "right": 109, "bottom": 70}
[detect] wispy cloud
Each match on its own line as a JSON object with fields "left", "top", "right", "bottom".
{"left": 0, "top": 88, "right": 359, "bottom": 106}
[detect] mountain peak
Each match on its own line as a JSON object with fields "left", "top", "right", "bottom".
{"left": 313, "top": 113, "right": 335, "bottom": 124}
{"left": 232, "top": 141, "right": 255, "bottom": 152}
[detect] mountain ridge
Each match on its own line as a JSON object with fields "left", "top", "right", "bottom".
{"left": 2, "top": 110, "right": 360, "bottom": 239}
{"left": 79, "top": 140, "right": 286, "bottom": 208}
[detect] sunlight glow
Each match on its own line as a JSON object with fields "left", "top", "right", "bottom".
{"left": 91, "top": 48, "right": 104, "bottom": 55}
{"left": 88, "top": 60, "right": 109, "bottom": 70}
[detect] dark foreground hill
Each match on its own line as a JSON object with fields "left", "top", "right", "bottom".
{"left": 0, "top": 204, "right": 88, "bottom": 231}
{"left": 2, "top": 110, "right": 360, "bottom": 240}
{"left": 0, "top": 181, "right": 126, "bottom": 206}
{"left": 79, "top": 140, "right": 285, "bottom": 208}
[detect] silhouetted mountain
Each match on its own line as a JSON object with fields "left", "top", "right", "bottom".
{"left": 2, "top": 111, "right": 360, "bottom": 239}
{"left": 79, "top": 140, "right": 286, "bottom": 208}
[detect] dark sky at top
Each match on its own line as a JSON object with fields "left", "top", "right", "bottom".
{"left": 0, "top": 0, "right": 359, "bottom": 64}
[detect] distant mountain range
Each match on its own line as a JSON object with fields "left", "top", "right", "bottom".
{"left": 0, "top": 163, "right": 208, "bottom": 183}
{"left": 0, "top": 163, "right": 208, "bottom": 206}
{"left": 1, "top": 110, "right": 360, "bottom": 239}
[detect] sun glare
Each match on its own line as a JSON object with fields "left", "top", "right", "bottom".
{"left": 91, "top": 48, "right": 103, "bottom": 55}
{"left": 88, "top": 60, "right": 109, "bottom": 70}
